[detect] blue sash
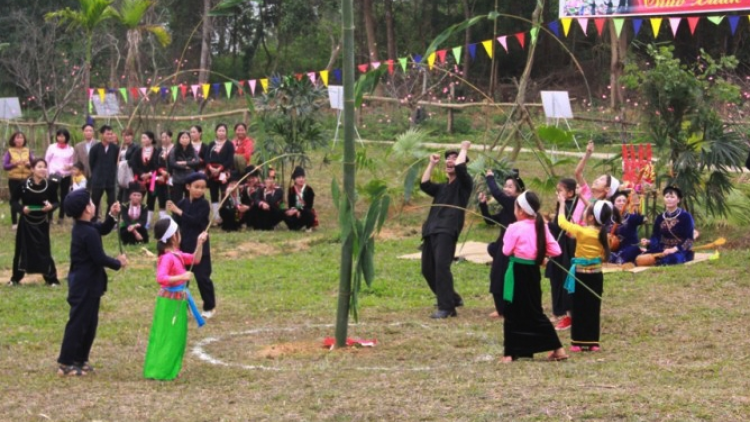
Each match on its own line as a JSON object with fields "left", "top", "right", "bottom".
{"left": 564, "top": 257, "right": 602, "bottom": 294}
{"left": 164, "top": 284, "right": 206, "bottom": 327}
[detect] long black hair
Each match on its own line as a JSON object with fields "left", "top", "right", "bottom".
{"left": 519, "top": 191, "right": 547, "bottom": 265}
{"left": 587, "top": 202, "right": 612, "bottom": 261}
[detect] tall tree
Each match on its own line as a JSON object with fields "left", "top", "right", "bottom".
{"left": 45, "top": 0, "right": 117, "bottom": 114}
{"left": 383, "top": 0, "right": 396, "bottom": 61}
{"left": 199, "top": 0, "right": 213, "bottom": 84}
{"left": 362, "top": 0, "right": 379, "bottom": 63}
{"left": 114, "top": 0, "right": 171, "bottom": 88}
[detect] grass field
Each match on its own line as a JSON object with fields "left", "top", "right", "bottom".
{"left": 1, "top": 143, "right": 749, "bottom": 421}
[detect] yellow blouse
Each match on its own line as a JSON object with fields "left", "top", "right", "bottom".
{"left": 557, "top": 213, "right": 605, "bottom": 260}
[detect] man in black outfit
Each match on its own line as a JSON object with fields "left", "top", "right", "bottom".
{"left": 57, "top": 189, "right": 127, "bottom": 376}
{"left": 420, "top": 140, "right": 473, "bottom": 319}
{"left": 89, "top": 125, "right": 120, "bottom": 220}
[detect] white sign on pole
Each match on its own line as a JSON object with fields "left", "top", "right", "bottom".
{"left": 541, "top": 91, "right": 573, "bottom": 119}
{"left": 92, "top": 93, "right": 121, "bottom": 116}
{"left": 328, "top": 86, "right": 344, "bottom": 110}
{"left": 0, "top": 97, "right": 22, "bottom": 119}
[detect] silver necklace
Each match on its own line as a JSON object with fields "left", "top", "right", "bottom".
{"left": 25, "top": 177, "right": 48, "bottom": 194}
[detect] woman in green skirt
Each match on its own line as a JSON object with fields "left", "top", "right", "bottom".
{"left": 144, "top": 217, "right": 208, "bottom": 380}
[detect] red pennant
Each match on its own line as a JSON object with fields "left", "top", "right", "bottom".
{"left": 295, "top": 73, "right": 303, "bottom": 81}
{"left": 358, "top": 64, "right": 369, "bottom": 73}
{"left": 179, "top": 84, "right": 187, "bottom": 100}
{"left": 130, "top": 87, "right": 139, "bottom": 99}
{"left": 514, "top": 32, "right": 526, "bottom": 49}
{"left": 237, "top": 80, "right": 244, "bottom": 95}
{"left": 687, "top": 17, "right": 700, "bottom": 35}
{"left": 436, "top": 49, "right": 447, "bottom": 63}
{"left": 594, "top": 19, "right": 606, "bottom": 37}
{"left": 386, "top": 60, "right": 394, "bottom": 75}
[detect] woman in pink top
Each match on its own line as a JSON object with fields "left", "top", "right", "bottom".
{"left": 45, "top": 128, "right": 76, "bottom": 223}
{"left": 143, "top": 217, "right": 208, "bottom": 380}
{"left": 500, "top": 191, "right": 567, "bottom": 362}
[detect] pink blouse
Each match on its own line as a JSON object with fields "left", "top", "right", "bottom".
{"left": 156, "top": 251, "right": 194, "bottom": 288}
{"left": 571, "top": 183, "right": 591, "bottom": 225}
{"left": 45, "top": 143, "right": 75, "bottom": 177}
{"left": 502, "top": 218, "right": 562, "bottom": 260}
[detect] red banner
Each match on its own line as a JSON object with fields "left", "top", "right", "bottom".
{"left": 560, "top": 1, "right": 750, "bottom": 18}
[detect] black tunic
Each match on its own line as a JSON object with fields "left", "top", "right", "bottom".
{"left": 173, "top": 196, "right": 215, "bottom": 310}
{"left": 10, "top": 177, "right": 59, "bottom": 282}
{"left": 545, "top": 197, "right": 578, "bottom": 317}
{"left": 89, "top": 142, "right": 120, "bottom": 189}
{"left": 119, "top": 203, "right": 149, "bottom": 244}
{"left": 285, "top": 184, "right": 316, "bottom": 231}
{"left": 482, "top": 175, "right": 517, "bottom": 298}
{"left": 252, "top": 186, "right": 285, "bottom": 230}
{"left": 420, "top": 163, "right": 473, "bottom": 239}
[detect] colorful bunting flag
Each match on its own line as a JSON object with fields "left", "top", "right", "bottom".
{"left": 428, "top": 52, "right": 436, "bottom": 69}
{"left": 398, "top": 57, "right": 408, "bottom": 72}
{"left": 358, "top": 64, "right": 369, "bottom": 73}
{"left": 171, "top": 85, "right": 178, "bottom": 102}
{"left": 333, "top": 68, "right": 342, "bottom": 83}
{"left": 613, "top": 18, "right": 625, "bottom": 38}
{"left": 150, "top": 86, "right": 160, "bottom": 94}
{"left": 561, "top": 18, "right": 572, "bottom": 37}
{"left": 514, "top": 32, "right": 525, "bottom": 50}
{"left": 319, "top": 72, "right": 328, "bottom": 87}
{"left": 481, "top": 40, "right": 493, "bottom": 59}
{"left": 179, "top": 84, "right": 187, "bottom": 99}
{"left": 633, "top": 19, "right": 643, "bottom": 37}
{"left": 707, "top": 16, "right": 724, "bottom": 25}
{"left": 594, "top": 18, "right": 606, "bottom": 37}
{"left": 249, "top": 79, "right": 257, "bottom": 95}
{"left": 119, "top": 87, "right": 128, "bottom": 102}
{"left": 237, "top": 80, "right": 244, "bottom": 95}
{"left": 130, "top": 87, "right": 139, "bottom": 99}
{"left": 386, "top": 60, "right": 394, "bottom": 75}
{"left": 201, "top": 84, "right": 210, "bottom": 99}
{"left": 88, "top": 88, "right": 94, "bottom": 99}
{"left": 97, "top": 88, "right": 105, "bottom": 103}
{"left": 436, "top": 50, "right": 447, "bottom": 63}
{"left": 307, "top": 72, "right": 317, "bottom": 84}
{"left": 688, "top": 16, "right": 700, "bottom": 34}
{"left": 669, "top": 17, "right": 681, "bottom": 37}
{"left": 211, "top": 83, "right": 220, "bottom": 98}
{"left": 260, "top": 78, "right": 268, "bottom": 93}
{"left": 371, "top": 61, "right": 380, "bottom": 70}
{"left": 413, "top": 54, "right": 423, "bottom": 64}
{"left": 578, "top": 18, "right": 589, "bottom": 36}
{"left": 139, "top": 87, "right": 148, "bottom": 98}
{"left": 224, "top": 82, "right": 232, "bottom": 98}
{"left": 452, "top": 46, "right": 462, "bottom": 65}
{"left": 549, "top": 21, "right": 560, "bottom": 38}
{"left": 729, "top": 15, "right": 740, "bottom": 35}
{"left": 497, "top": 36, "right": 508, "bottom": 53}
{"left": 530, "top": 26, "right": 540, "bottom": 44}
{"left": 650, "top": 17, "right": 662, "bottom": 37}
{"left": 468, "top": 44, "right": 476, "bottom": 60}
{"left": 191, "top": 84, "right": 199, "bottom": 98}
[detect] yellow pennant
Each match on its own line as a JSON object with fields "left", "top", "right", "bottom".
{"left": 320, "top": 70, "right": 329, "bottom": 87}
{"left": 260, "top": 78, "right": 269, "bottom": 93}
{"left": 481, "top": 40, "right": 493, "bottom": 59}
{"left": 428, "top": 52, "right": 436, "bottom": 70}
{"left": 201, "top": 84, "right": 210, "bottom": 99}
{"left": 561, "top": 18, "right": 572, "bottom": 37}
{"left": 150, "top": 86, "right": 160, "bottom": 94}
{"left": 97, "top": 88, "right": 106, "bottom": 103}
{"left": 650, "top": 17, "right": 663, "bottom": 37}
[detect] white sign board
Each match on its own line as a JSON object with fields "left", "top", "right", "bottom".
{"left": 328, "top": 86, "right": 344, "bottom": 111}
{"left": 92, "top": 93, "right": 121, "bottom": 116}
{"left": 541, "top": 91, "right": 573, "bottom": 119}
{"left": 0, "top": 97, "right": 22, "bottom": 119}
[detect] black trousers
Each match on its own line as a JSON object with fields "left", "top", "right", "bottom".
{"left": 421, "top": 233, "right": 462, "bottom": 311}
{"left": 91, "top": 186, "right": 116, "bottom": 221}
{"left": 571, "top": 272, "right": 604, "bottom": 347}
{"left": 146, "top": 184, "right": 168, "bottom": 212}
{"left": 119, "top": 226, "right": 149, "bottom": 244}
{"left": 58, "top": 295, "right": 101, "bottom": 366}
{"left": 171, "top": 182, "right": 186, "bottom": 204}
{"left": 57, "top": 176, "right": 71, "bottom": 219}
{"left": 208, "top": 179, "right": 225, "bottom": 204}
{"left": 8, "top": 179, "right": 23, "bottom": 225}
{"left": 193, "top": 259, "right": 215, "bottom": 311}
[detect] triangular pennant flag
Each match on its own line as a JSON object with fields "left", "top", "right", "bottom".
{"left": 594, "top": 18, "right": 606, "bottom": 37}
{"left": 358, "top": 64, "right": 369, "bottom": 73}
{"left": 119, "top": 87, "right": 128, "bottom": 102}
{"left": 428, "top": 52, "right": 436, "bottom": 69}
{"left": 468, "top": 44, "right": 476, "bottom": 60}
{"left": 669, "top": 17, "right": 681, "bottom": 37}
{"left": 650, "top": 18, "right": 662, "bottom": 37}
{"left": 481, "top": 40, "right": 493, "bottom": 59}
{"left": 497, "top": 36, "right": 508, "bottom": 53}
{"left": 89, "top": 100, "right": 93, "bottom": 113}
{"left": 561, "top": 18, "right": 573, "bottom": 37}
{"left": 201, "top": 84, "right": 210, "bottom": 99}
{"left": 613, "top": 18, "right": 625, "bottom": 38}
{"left": 211, "top": 83, "right": 220, "bottom": 98}
{"left": 293, "top": 73, "right": 302, "bottom": 81}
{"left": 161, "top": 87, "right": 169, "bottom": 100}
{"left": 371, "top": 61, "right": 381, "bottom": 70}
{"left": 333, "top": 68, "right": 342, "bottom": 82}
{"left": 139, "top": 87, "right": 148, "bottom": 98}
{"left": 319, "top": 71, "right": 328, "bottom": 87}
{"left": 549, "top": 21, "right": 560, "bottom": 38}
{"left": 249, "top": 79, "right": 257, "bottom": 95}
{"left": 171, "top": 85, "right": 178, "bottom": 102}
{"left": 436, "top": 50, "right": 447, "bottom": 63}
{"left": 399, "top": 57, "right": 408, "bottom": 72}
{"left": 179, "top": 84, "right": 187, "bottom": 100}
{"left": 130, "top": 87, "right": 139, "bottom": 99}
{"left": 150, "top": 86, "right": 160, "bottom": 94}
{"left": 687, "top": 17, "right": 700, "bottom": 34}
{"left": 191, "top": 84, "right": 199, "bottom": 98}
{"left": 707, "top": 16, "right": 724, "bottom": 25}
{"left": 452, "top": 46, "right": 462, "bottom": 65}
{"left": 729, "top": 16, "right": 740, "bottom": 35}
{"left": 530, "top": 26, "right": 540, "bottom": 44}
{"left": 224, "top": 82, "right": 232, "bottom": 98}
{"left": 260, "top": 78, "right": 268, "bottom": 93}
{"left": 578, "top": 18, "right": 589, "bottom": 36}
{"left": 88, "top": 88, "right": 94, "bottom": 99}
{"left": 97, "top": 88, "right": 106, "bottom": 103}
{"left": 514, "top": 32, "right": 526, "bottom": 50}
{"left": 386, "top": 60, "right": 394, "bottom": 75}
{"left": 633, "top": 19, "right": 643, "bottom": 37}
{"left": 237, "top": 80, "right": 244, "bottom": 95}
{"left": 307, "top": 72, "right": 317, "bottom": 84}
{"left": 413, "top": 54, "right": 423, "bottom": 64}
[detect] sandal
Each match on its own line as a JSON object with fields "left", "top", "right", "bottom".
{"left": 57, "top": 364, "right": 86, "bottom": 377}
{"left": 547, "top": 351, "right": 569, "bottom": 362}
{"left": 79, "top": 362, "right": 94, "bottom": 372}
